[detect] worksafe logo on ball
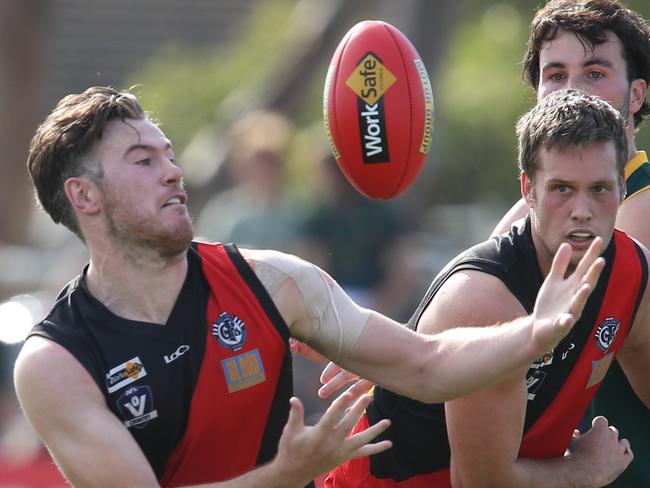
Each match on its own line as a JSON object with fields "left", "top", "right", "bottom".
{"left": 594, "top": 317, "right": 620, "bottom": 352}
{"left": 346, "top": 52, "right": 396, "bottom": 164}
{"left": 212, "top": 312, "right": 247, "bottom": 351}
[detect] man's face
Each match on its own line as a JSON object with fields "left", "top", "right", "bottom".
{"left": 537, "top": 29, "right": 633, "bottom": 120}
{"left": 523, "top": 141, "right": 623, "bottom": 275}
{"left": 95, "top": 118, "right": 192, "bottom": 258}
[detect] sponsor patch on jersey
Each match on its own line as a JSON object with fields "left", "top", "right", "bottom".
{"left": 586, "top": 352, "right": 614, "bottom": 389}
{"left": 221, "top": 349, "right": 266, "bottom": 393}
{"left": 212, "top": 312, "right": 247, "bottom": 351}
{"left": 526, "top": 369, "right": 547, "bottom": 401}
{"left": 530, "top": 350, "right": 554, "bottom": 370}
{"left": 594, "top": 317, "right": 620, "bottom": 352}
{"left": 106, "top": 356, "right": 147, "bottom": 393}
{"left": 117, "top": 385, "right": 159, "bottom": 429}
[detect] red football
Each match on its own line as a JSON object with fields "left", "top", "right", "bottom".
{"left": 323, "top": 20, "right": 434, "bottom": 199}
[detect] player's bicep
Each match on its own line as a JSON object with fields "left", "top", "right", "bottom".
{"left": 416, "top": 270, "right": 526, "bottom": 336}
{"left": 14, "top": 337, "right": 158, "bottom": 488}
{"left": 243, "top": 248, "right": 371, "bottom": 363}
{"left": 446, "top": 374, "right": 528, "bottom": 487}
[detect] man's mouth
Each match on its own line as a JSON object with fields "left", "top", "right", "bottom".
{"left": 162, "top": 194, "right": 187, "bottom": 208}
{"left": 567, "top": 231, "right": 594, "bottom": 242}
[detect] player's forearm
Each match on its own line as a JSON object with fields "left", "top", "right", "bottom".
{"left": 416, "top": 315, "right": 541, "bottom": 402}
{"left": 453, "top": 456, "right": 605, "bottom": 488}
{"left": 187, "top": 460, "right": 308, "bottom": 488}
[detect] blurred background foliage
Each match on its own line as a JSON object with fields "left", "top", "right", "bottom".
{"left": 127, "top": 0, "right": 650, "bottom": 212}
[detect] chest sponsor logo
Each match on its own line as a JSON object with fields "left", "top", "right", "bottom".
{"left": 526, "top": 369, "right": 547, "bottom": 401}
{"left": 221, "top": 349, "right": 266, "bottom": 393}
{"left": 345, "top": 52, "right": 395, "bottom": 163}
{"left": 212, "top": 312, "right": 247, "bottom": 351}
{"left": 164, "top": 344, "right": 190, "bottom": 364}
{"left": 530, "top": 350, "right": 554, "bottom": 370}
{"left": 117, "top": 385, "right": 159, "bottom": 429}
{"left": 594, "top": 317, "right": 620, "bottom": 352}
{"left": 106, "top": 356, "right": 147, "bottom": 394}
{"left": 586, "top": 352, "right": 614, "bottom": 389}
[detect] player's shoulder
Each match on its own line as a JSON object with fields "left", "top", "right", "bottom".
{"left": 14, "top": 336, "right": 90, "bottom": 394}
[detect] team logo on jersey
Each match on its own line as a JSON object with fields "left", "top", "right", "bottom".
{"left": 526, "top": 369, "right": 547, "bottom": 401}
{"left": 117, "top": 385, "right": 159, "bottom": 429}
{"left": 587, "top": 352, "right": 614, "bottom": 389}
{"left": 594, "top": 317, "right": 620, "bottom": 352}
{"left": 212, "top": 312, "right": 247, "bottom": 351}
{"left": 221, "top": 349, "right": 266, "bottom": 393}
{"left": 106, "top": 356, "right": 147, "bottom": 393}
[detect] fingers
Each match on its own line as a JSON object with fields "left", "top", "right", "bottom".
{"left": 568, "top": 283, "right": 594, "bottom": 318}
{"left": 549, "top": 242, "right": 572, "bottom": 280}
{"left": 320, "top": 361, "right": 341, "bottom": 384}
{"left": 319, "top": 363, "right": 362, "bottom": 398}
{"left": 591, "top": 415, "right": 609, "bottom": 429}
{"left": 621, "top": 438, "right": 634, "bottom": 460}
{"left": 346, "top": 419, "right": 393, "bottom": 459}
{"left": 572, "top": 237, "right": 603, "bottom": 280}
{"left": 284, "top": 397, "right": 305, "bottom": 435}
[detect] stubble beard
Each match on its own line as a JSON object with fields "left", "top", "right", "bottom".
{"left": 105, "top": 200, "right": 194, "bottom": 262}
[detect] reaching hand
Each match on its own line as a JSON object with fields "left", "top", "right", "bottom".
{"left": 270, "top": 388, "right": 391, "bottom": 487}
{"left": 566, "top": 416, "right": 632, "bottom": 486}
{"left": 318, "top": 361, "right": 374, "bottom": 399}
{"left": 532, "top": 238, "right": 605, "bottom": 353}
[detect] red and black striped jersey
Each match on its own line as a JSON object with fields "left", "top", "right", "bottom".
{"left": 327, "top": 218, "right": 647, "bottom": 487}
{"left": 30, "top": 242, "right": 294, "bottom": 487}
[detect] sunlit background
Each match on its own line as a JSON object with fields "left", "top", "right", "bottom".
{"left": 1, "top": 0, "right": 649, "bottom": 485}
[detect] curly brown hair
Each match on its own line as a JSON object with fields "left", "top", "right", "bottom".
{"left": 523, "top": 0, "right": 650, "bottom": 127}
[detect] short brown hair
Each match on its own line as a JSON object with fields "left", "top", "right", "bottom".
{"left": 523, "top": 0, "right": 650, "bottom": 127}
{"left": 517, "top": 89, "right": 628, "bottom": 180}
{"left": 27, "top": 86, "right": 145, "bottom": 239}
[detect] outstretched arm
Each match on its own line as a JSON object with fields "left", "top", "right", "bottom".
{"left": 14, "top": 337, "right": 391, "bottom": 488}
{"left": 245, "top": 238, "right": 604, "bottom": 403}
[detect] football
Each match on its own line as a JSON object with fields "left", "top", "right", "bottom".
{"left": 323, "top": 20, "right": 434, "bottom": 199}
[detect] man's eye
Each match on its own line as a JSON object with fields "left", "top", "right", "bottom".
{"left": 589, "top": 71, "right": 605, "bottom": 80}
{"left": 556, "top": 185, "right": 569, "bottom": 193}
{"left": 549, "top": 72, "right": 565, "bottom": 81}
{"left": 135, "top": 159, "right": 150, "bottom": 165}
{"left": 593, "top": 185, "right": 607, "bottom": 193}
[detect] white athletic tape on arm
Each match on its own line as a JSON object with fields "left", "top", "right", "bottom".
{"left": 251, "top": 250, "right": 370, "bottom": 362}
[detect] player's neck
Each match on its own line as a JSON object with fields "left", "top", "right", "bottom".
{"left": 85, "top": 242, "right": 188, "bottom": 325}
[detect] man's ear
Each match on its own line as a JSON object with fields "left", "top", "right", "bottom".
{"left": 64, "top": 177, "right": 101, "bottom": 215}
{"left": 629, "top": 78, "right": 647, "bottom": 116}
{"left": 521, "top": 171, "right": 534, "bottom": 207}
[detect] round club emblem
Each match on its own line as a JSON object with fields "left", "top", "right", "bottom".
{"left": 594, "top": 317, "right": 620, "bottom": 352}
{"left": 212, "top": 312, "right": 247, "bottom": 351}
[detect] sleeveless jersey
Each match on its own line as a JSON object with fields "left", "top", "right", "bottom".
{"left": 327, "top": 219, "right": 647, "bottom": 487}
{"left": 29, "top": 242, "right": 295, "bottom": 487}
{"left": 588, "top": 150, "right": 650, "bottom": 487}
